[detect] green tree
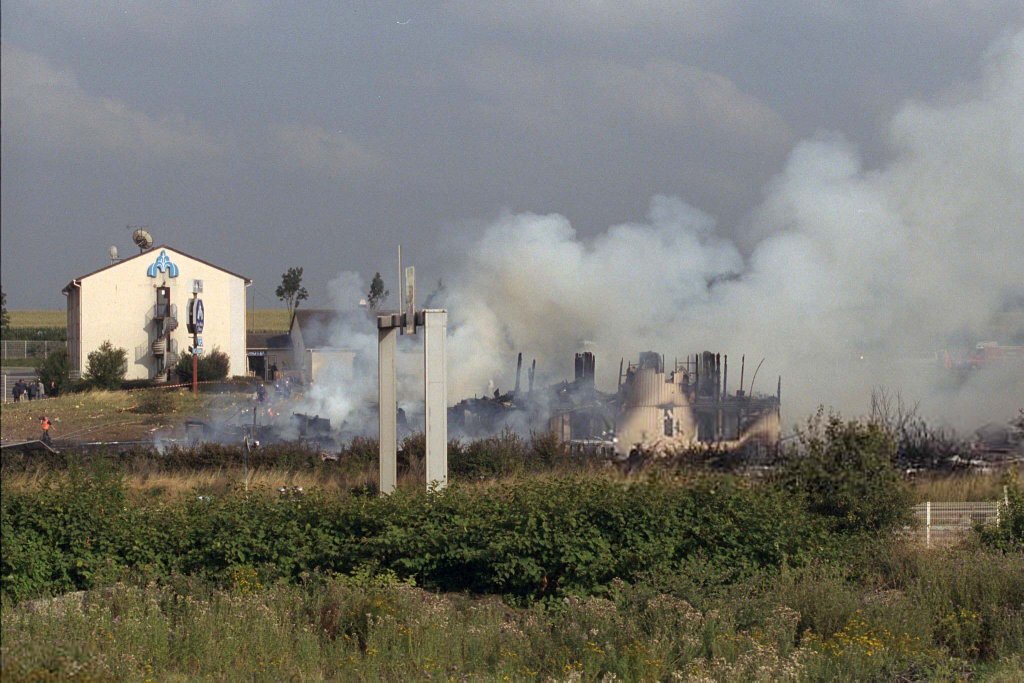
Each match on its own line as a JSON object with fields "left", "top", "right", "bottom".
{"left": 37, "top": 347, "right": 70, "bottom": 395}
{"left": 366, "top": 272, "right": 389, "bottom": 311}
{"left": 276, "top": 267, "right": 309, "bottom": 326}
{"left": 0, "top": 287, "right": 9, "bottom": 335}
{"left": 174, "top": 347, "right": 230, "bottom": 382}
{"left": 776, "top": 408, "right": 912, "bottom": 533}
{"left": 84, "top": 341, "right": 128, "bottom": 390}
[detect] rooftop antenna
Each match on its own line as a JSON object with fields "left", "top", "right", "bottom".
{"left": 129, "top": 225, "right": 153, "bottom": 253}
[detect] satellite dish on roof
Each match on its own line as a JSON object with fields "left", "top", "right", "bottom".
{"left": 132, "top": 229, "right": 154, "bottom": 251}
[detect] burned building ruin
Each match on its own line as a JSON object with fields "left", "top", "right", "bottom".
{"left": 449, "top": 349, "right": 781, "bottom": 458}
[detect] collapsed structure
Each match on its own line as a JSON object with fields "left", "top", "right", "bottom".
{"left": 449, "top": 350, "right": 781, "bottom": 458}
{"left": 612, "top": 351, "right": 780, "bottom": 457}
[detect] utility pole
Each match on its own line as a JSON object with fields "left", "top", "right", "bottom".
{"left": 187, "top": 280, "right": 205, "bottom": 396}
{"left": 192, "top": 289, "right": 199, "bottom": 396}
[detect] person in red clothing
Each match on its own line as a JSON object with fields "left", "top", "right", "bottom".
{"left": 39, "top": 416, "right": 52, "bottom": 445}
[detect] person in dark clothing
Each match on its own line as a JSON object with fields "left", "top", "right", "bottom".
{"left": 26, "top": 382, "right": 37, "bottom": 401}
{"left": 48, "top": 381, "right": 59, "bottom": 398}
{"left": 12, "top": 381, "right": 22, "bottom": 402}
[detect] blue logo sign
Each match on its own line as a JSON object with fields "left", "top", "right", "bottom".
{"left": 188, "top": 298, "right": 205, "bottom": 334}
{"left": 147, "top": 250, "right": 179, "bottom": 278}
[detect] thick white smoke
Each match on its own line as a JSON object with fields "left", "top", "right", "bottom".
{"left": 305, "top": 31, "right": 1023, "bottom": 433}
{"left": 441, "top": 30, "right": 1024, "bottom": 429}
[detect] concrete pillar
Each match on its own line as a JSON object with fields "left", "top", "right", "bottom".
{"left": 423, "top": 309, "right": 448, "bottom": 489}
{"left": 378, "top": 326, "right": 398, "bottom": 494}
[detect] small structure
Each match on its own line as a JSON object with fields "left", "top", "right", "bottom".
{"left": 288, "top": 309, "right": 358, "bottom": 385}
{"left": 245, "top": 332, "right": 291, "bottom": 379}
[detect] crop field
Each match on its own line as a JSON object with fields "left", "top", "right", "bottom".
{"left": 5, "top": 310, "right": 65, "bottom": 328}
{"left": 248, "top": 308, "right": 291, "bottom": 331}
{"left": 1, "top": 393, "right": 1022, "bottom": 681}
{"left": 4, "top": 308, "right": 290, "bottom": 331}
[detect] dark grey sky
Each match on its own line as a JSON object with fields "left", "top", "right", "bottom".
{"left": 3, "top": 1, "right": 1022, "bottom": 310}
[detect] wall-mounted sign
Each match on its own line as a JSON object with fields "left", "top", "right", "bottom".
{"left": 146, "top": 250, "right": 180, "bottom": 278}
{"left": 187, "top": 298, "right": 205, "bottom": 334}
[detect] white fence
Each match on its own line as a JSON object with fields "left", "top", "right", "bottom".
{"left": 1, "top": 340, "right": 67, "bottom": 360}
{"left": 912, "top": 495, "right": 1008, "bottom": 547}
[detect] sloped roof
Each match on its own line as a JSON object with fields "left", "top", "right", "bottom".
{"left": 247, "top": 332, "right": 291, "bottom": 349}
{"left": 290, "top": 308, "right": 368, "bottom": 348}
{"left": 62, "top": 244, "right": 251, "bottom": 293}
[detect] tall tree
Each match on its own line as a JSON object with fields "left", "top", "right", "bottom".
{"left": 366, "top": 272, "right": 389, "bottom": 312}
{"left": 0, "top": 287, "right": 9, "bottom": 335}
{"left": 276, "top": 267, "right": 309, "bottom": 325}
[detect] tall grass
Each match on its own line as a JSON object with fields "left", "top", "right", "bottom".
{"left": 3, "top": 547, "right": 1021, "bottom": 682}
{"left": 909, "top": 470, "right": 1018, "bottom": 502}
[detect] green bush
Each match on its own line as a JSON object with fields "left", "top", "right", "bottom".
{"left": 977, "top": 476, "right": 1024, "bottom": 553}
{"left": 1, "top": 471, "right": 832, "bottom": 602}
{"left": 83, "top": 340, "right": 128, "bottom": 390}
{"left": 777, "top": 409, "right": 912, "bottom": 533}
{"left": 174, "top": 347, "right": 230, "bottom": 382}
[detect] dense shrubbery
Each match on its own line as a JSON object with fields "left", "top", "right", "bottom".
{"left": 2, "top": 467, "right": 837, "bottom": 603}
{"left": 174, "top": 347, "right": 230, "bottom": 382}
{"left": 777, "top": 409, "right": 912, "bottom": 533}
{"left": 83, "top": 340, "right": 128, "bottom": 390}
{"left": 3, "top": 546, "right": 1022, "bottom": 681}
{"left": 977, "top": 477, "right": 1024, "bottom": 553}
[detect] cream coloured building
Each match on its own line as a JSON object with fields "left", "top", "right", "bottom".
{"left": 63, "top": 246, "right": 250, "bottom": 381}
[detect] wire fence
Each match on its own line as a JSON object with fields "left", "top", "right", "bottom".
{"left": 911, "top": 496, "right": 1008, "bottom": 547}
{"left": 1, "top": 340, "right": 67, "bottom": 360}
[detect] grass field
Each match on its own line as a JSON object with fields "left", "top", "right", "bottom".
{"left": 0, "top": 387, "right": 254, "bottom": 443}
{"left": 7, "top": 309, "right": 291, "bottom": 331}
{"left": 6, "top": 311, "right": 64, "bottom": 327}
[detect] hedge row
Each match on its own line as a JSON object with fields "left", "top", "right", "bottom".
{"left": 2, "top": 471, "right": 838, "bottom": 602}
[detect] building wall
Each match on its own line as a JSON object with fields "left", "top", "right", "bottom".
{"left": 66, "top": 287, "right": 82, "bottom": 379}
{"left": 307, "top": 349, "right": 356, "bottom": 385}
{"left": 70, "top": 248, "right": 247, "bottom": 381}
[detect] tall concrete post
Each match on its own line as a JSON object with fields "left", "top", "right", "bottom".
{"left": 378, "top": 326, "right": 398, "bottom": 494}
{"left": 423, "top": 309, "right": 448, "bottom": 489}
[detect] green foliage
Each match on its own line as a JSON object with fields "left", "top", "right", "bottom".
{"left": 35, "top": 347, "right": 70, "bottom": 394}
{"left": 3, "top": 549, "right": 1022, "bottom": 680}
{"left": 2, "top": 471, "right": 830, "bottom": 602}
{"left": 276, "top": 266, "right": 309, "bottom": 325}
{"left": 777, "top": 408, "right": 912, "bottom": 533}
{"left": 1, "top": 327, "right": 67, "bottom": 341}
{"left": 366, "top": 272, "right": 389, "bottom": 311}
{"left": 174, "top": 346, "right": 230, "bottom": 382}
{"left": 0, "top": 287, "right": 8, "bottom": 334}
{"left": 83, "top": 340, "right": 128, "bottom": 390}
{"left": 977, "top": 474, "right": 1024, "bottom": 553}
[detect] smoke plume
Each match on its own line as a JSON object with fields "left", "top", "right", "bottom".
{"left": 303, "top": 31, "right": 1023, "bottom": 433}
